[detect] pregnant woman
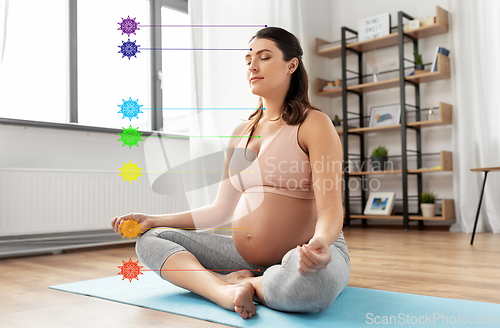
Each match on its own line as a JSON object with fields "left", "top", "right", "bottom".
{"left": 111, "top": 27, "right": 350, "bottom": 319}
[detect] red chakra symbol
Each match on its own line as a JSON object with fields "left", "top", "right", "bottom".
{"left": 117, "top": 258, "right": 144, "bottom": 282}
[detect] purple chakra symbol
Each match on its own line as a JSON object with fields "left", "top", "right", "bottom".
{"left": 118, "top": 39, "right": 141, "bottom": 60}
{"left": 117, "top": 16, "right": 140, "bottom": 37}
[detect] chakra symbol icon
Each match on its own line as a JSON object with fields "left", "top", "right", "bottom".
{"left": 117, "top": 258, "right": 144, "bottom": 282}
{"left": 117, "top": 16, "right": 140, "bottom": 37}
{"left": 118, "top": 38, "right": 141, "bottom": 60}
{"left": 118, "top": 218, "right": 145, "bottom": 240}
{"left": 118, "top": 160, "right": 144, "bottom": 184}
{"left": 117, "top": 97, "right": 144, "bottom": 121}
{"left": 118, "top": 125, "right": 144, "bottom": 149}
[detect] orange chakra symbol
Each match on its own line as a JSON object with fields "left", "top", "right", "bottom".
{"left": 117, "top": 258, "right": 144, "bottom": 282}
{"left": 118, "top": 218, "right": 145, "bottom": 240}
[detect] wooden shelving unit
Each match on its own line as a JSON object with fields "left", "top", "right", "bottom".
{"left": 316, "top": 6, "right": 454, "bottom": 230}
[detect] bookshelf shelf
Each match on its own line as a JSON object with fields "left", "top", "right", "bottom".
{"left": 346, "top": 200, "right": 455, "bottom": 221}
{"left": 316, "top": 78, "right": 343, "bottom": 98}
{"left": 315, "top": 6, "right": 449, "bottom": 59}
{"left": 335, "top": 102, "right": 452, "bottom": 134}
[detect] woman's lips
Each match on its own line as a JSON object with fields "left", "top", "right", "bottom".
{"left": 251, "top": 78, "right": 263, "bottom": 83}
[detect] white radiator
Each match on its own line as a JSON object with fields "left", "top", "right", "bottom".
{"left": 0, "top": 168, "right": 188, "bottom": 237}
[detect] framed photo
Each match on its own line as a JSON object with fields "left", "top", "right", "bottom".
{"left": 369, "top": 104, "right": 401, "bottom": 128}
{"left": 363, "top": 192, "right": 396, "bottom": 215}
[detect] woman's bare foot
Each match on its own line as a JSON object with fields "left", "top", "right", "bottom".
{"left": 211, "top": 270, "right": 254, "bottom": 284}
{"left": 217, "top": 282, "right": 256, "bottom": 319}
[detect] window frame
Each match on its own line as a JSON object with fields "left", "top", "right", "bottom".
{"left": 0, "top": 0, "right": 189, "bottom": 137}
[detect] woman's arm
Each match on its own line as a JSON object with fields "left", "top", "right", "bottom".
{"left": 302, "top": 110, "right": 344, "bottom": 245}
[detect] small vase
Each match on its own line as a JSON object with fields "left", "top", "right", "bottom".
{"left": 371, "top": 156, "right": 387, "bottom": 171}
{"left": 373, "top": 73, "right": 378, "bottom": 83}
{"left": 415, "top": 64, "right": 425, "bottom": 70}
{"left": 420, "top": 203, "right": 436, "bottom": 217}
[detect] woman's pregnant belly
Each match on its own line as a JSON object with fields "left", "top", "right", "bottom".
{"left": 231, "top": 192, "right": 318, "bottom": 267}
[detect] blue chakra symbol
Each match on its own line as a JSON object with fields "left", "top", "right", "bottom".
{"left": 118, "top": 97, "right": 144, "bottom": 121}
{"left": 118, "top": 39, "right": 141, "bottom": 60}
{"left": 118, "top": 16, "right": 140, "bottom": 37}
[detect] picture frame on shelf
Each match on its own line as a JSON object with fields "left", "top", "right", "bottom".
{"left": 369, "top": 104, "right": 401, "bottom": 128}
{"left": 363, "top": 192, "right": 396, "bottom": 215}
{"left": 358, "top": 13, "right": 391, "bottom": 42}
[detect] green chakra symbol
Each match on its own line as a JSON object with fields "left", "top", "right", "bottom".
{"left": 118, "top": 125, "right": 144, "bottom": 149}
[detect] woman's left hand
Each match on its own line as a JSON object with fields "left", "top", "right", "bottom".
{"left": 297, "top": 235, "right": 331, "bottom": 276}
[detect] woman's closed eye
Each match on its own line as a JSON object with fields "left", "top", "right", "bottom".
{"left": 246, "top": 58, "right": 269, "bottom": 66}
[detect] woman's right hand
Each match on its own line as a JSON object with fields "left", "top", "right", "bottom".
{"left": 111, "top": 213, "right": 155, "bottom": 238}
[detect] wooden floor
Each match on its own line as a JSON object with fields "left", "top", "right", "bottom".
{"left": 1, "top": 227, "right": 499, "bottom": 327}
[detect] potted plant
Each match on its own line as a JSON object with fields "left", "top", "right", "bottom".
{"left": 333, "top": 115, "right": 341, "bottom": 127}
{"left": 370, "top": 146, "right": 388, "bottom": 171}
{"left": 413, "top": 52, "right": 425, "bottom": 70}
{"left": 420, "top": 192, "right": 436, "bottom": 217}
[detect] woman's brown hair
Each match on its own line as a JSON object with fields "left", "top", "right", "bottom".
{"left": 244, "top": 27, "right": 322, "bottom": 136}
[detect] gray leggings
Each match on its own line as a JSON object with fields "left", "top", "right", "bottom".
{"left": 135, "top": 228, "right": 350, "bottom": 313}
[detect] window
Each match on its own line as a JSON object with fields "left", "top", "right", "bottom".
{"left": 161, "top": 5, "right": 192, "bottom": 135}
{"left": 0, "top": 0, "right": 67, "bottom": 123}
{"left": 77, "top": 0, "right": 151, "bottom": 130}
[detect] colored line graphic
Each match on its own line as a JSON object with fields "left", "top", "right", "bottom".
{"left": 117, "top": 97, "right": 144, "bottom": 120}
{"left": 140, "top": 107, "right": 265, "bottom": 110}
{"left": 118, "top": 218, "right": 146, "bottom": 240}
{"left": 117, "top": 16, "right": 140, "bottom": 37}
{"left": 118, "top": 38, "right": 141, "bottom": 59}
{"left": 118, "top": 125, "right": 144, "bottom": 149}
{"left": 118, "top": 258, "right": 261, "bottom": 282}
{"left": 118, "top": 258, "right": 144, "bottom": 282}
{"left": 138, "top": 24, "right": 267, "bottom": 28}
{"left": 118, "top": 160, "right": 144, "bottom": 184}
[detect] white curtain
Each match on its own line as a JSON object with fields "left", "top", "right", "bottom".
{"left": 449, "top": 0, "right": 500, "bottom": 233}
{"left": 0, "top": 0, "right": 8, "bottom": 68}
{"left": 185, "top": 0, "right": 309, "bottom": 211}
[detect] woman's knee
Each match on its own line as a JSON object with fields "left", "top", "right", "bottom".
{"left": 262, "top": 247, "right": 350, "bottom": 313}
{"left": 135, "top": 228, "right": 160, "bottom": 260}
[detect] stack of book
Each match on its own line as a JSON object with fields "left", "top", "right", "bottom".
{"left": 323, "top": 85, "right": 342, "bottom": 91}
{"left": 431, "top": 46, "right": 450, "bottom": 73}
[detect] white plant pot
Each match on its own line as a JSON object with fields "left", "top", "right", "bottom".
{"left": 420, "top": 203, "right": 436, "bottom": 217}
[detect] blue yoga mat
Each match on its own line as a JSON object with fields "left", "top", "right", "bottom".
{"left": 50, "top": 271, "right": 500, "bottom": 327}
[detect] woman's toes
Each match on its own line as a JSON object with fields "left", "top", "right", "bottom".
{"left": 232, "top": 282, "right": 256, "bottom": 319}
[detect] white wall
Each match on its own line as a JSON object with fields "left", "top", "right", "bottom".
{"left": 329, "top": 0, "right": 454, "bottom": 226}
{"left": 0, "top": 124, "right": 188, "bottom": 172}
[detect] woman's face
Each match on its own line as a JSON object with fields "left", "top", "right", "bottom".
{"left": 245, "top": 38, "right": 296, "bottom": 98}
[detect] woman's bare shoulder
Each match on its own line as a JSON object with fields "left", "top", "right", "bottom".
{"left": 227, "top": 120, "right": 250, "bottom": 149}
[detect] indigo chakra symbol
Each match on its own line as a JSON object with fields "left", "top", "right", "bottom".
{"left": 117, "top": 97, "right": 144, "bottom": 121}
{"left": 118, "top": 38, "right": 141, "bottom": 60}
{"left": 118, "top": 125, "right": 144, "bottom": 149}
{"left": 117, "top": 16, "right": 140, "bottom": 37}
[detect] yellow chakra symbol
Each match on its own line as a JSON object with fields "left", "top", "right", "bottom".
{"left": 118, "top": 160, "right": 144, "bottom": 184}
{"left": 118, "top": 218, "right": 145, "bottom": 240}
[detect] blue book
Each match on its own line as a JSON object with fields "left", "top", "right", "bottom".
{"left": 431, "top": 47, "right": 450, "bottom": 73}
